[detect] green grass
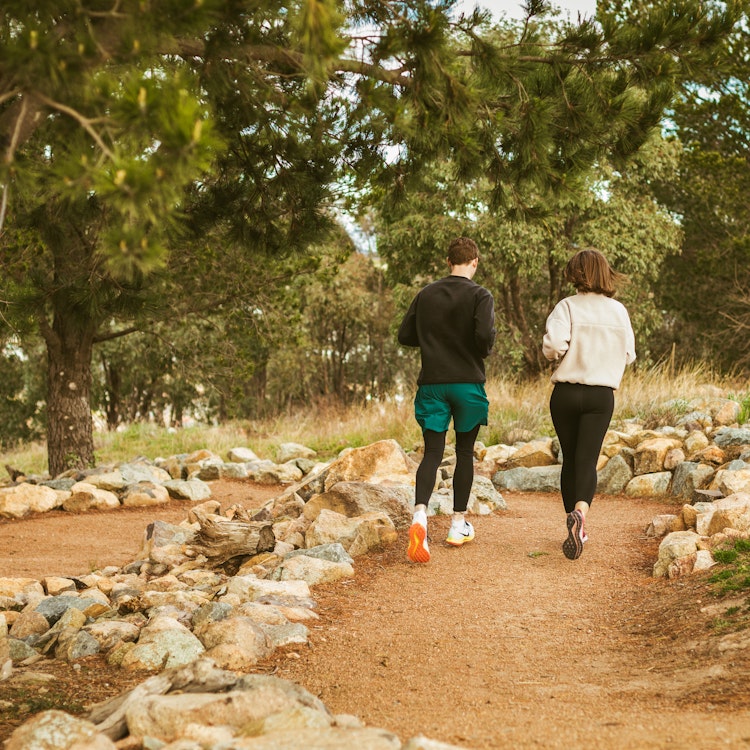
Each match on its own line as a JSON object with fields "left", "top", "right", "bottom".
{"left": 707, "top": 539, "right": 750, "bottom": 633}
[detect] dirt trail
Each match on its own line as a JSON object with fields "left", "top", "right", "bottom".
{"left": 264, "top": 492, "right": 750, "bottom": 749}
{"left": 2, "top": 483, "right": 750, "bottom": 748}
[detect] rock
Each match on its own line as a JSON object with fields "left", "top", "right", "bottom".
{"left": 62, "top": 483, "right": 120, "bottom": 512}
{"left": 492, "top": 465, "right": 562, "bottom": 493}
{"left": 692, "top": 446, "right": 726, "bottom": 465}
{"left": 120, "top": 616, "right": 205, "bottom": 671}
{"left": 227, "top": 446, "right": 261, "bottom": 463}
{"left": 664, "top": 448, "right": 686, "bottom": 470}
{"left": 252, "top": 463, "right": 305, "bottom": 484}
{"left": 285, "top": 543, "right": 353, "bottom": 565}
{"left": 303, "top": 482, "right": 413, "bottom": 528}
{"left": 684, "top": 430, "right": 710, "bottom": 455}
{"left": 119, "top": 462, "right": 172, "bottom": 484}
{"left": 696, "top": 492, "right": 750, "bottom": 536}
{"left": 84, "top": 470, "right": 126, "bottom": 492}
{"left": 35, "top": 596, "right": 103, "bottom": 626}
{"left": 5, "top": 710, "right": 117, "bottom": 750}
{"left": 198, "top": 617, "right": 273, "bottom": 670}
{"left": 272, "top": 555, "right": 355, "bottom": 586}
{"left": 223, "top": 727, "right": 401, "bottom": 749}
{"left": 469, "top": 475, "right": 507, "bottom": 512}
{"left": 712, "top": 400, "right": 741, "bottom": 426}
{"left": 163, "top": 478, "right": 213, "bottom": 502}
{"left": 633, "top": 437, "right": 683, "bottom": 475}
{"left": 9, "top": 611, "right": 50, "bottom": 640}
{"left": 403, "top": 737, "right": 471, "bottom": 750}
{"left": 277, "top": 442, "right": 317, "bottom": 463}
{"left": 670, "top": 462, "right": 714, "bottom": 501}
{"left": 223, "top": 577, "right": 312, "bottom": 604}
{"left": 653, "top": 531, "right": 702, "bottom": 577}
{"left": 713, "top": 427, "right": 750, "bottom": 448}
{"left": 322, "top": 440, "right": 417, "bottom": 490}
{"left": 710, "top": 467, "right": 750, "bottom": 496}
{"left": 42, "top": 577, "right": 77, "bottom": 596}
{"left": 508, "top": 439, "right": 556, "bottom": 467}
{"left": 125, "top": 675, "right": 329, "bottom": 742}
{"left": 625, "top": 472, "right": 672, "bottom": 497}
{"left": 0, "top": 578, "right": 45, "bottom": 598}
{"left": 596, "top": 454, "right": 633, "bottom": 495}
{"left": 305, "top": 509, "right": 397, "bottom": 556}
{"left": 83, "top": 621, "right": 141, "bottom": 651}
{"left": 121, "top": 482, "right": 170, "bottom": 507}
{"left": 645, "top": 515, "right": 678, "bottom": 538}
{"left": 0, "top": 484, "right": 63, "bottom": 518}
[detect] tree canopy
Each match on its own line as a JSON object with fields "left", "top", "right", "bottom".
{"left": 0, "top": 0, "right": 745, "bottom": 473}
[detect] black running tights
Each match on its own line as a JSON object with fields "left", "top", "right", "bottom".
{"left": 415, "top": 425, "right": 480, "bottom": 513}
{"left": 549, "top": 382, "right": 614, "bottom": 513}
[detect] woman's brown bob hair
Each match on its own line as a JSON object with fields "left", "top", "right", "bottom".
{"left": 564, "top": 248, "right": 626, "bottom": 298}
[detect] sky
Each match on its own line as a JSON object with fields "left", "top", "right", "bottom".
{"left": 456, "top": 0, "right": 597, "bottom": 20}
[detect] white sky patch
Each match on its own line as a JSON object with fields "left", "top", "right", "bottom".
{"left": 455, "top": 0, "right": 597, "bottom": 21}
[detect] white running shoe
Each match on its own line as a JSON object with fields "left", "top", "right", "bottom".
{"left": 446, "top": 519, "right": 475, "bottom": 547}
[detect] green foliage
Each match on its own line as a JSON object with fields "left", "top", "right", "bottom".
{"left": 649, "top": 7, "right": 750, "bottom": 373}
{"left": 0, "top": 0, "right": 745, "bottom": 471}
{"left": 0, "top": 346, "right": 45, "bottom": 448}
{"left": 375, "top": 134, "right": 683, "bottom": 376}
{"left": 707, "top": 535, "right": 750, "bottom": 633}
{"left": 736, "top": 393, "right": 750, "bottom": 425}
{"left": 709, "top": 539, "right": 750, "bottom": 595}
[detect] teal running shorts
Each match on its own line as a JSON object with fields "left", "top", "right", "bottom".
{"left": 414, "top": 383, "right": 489, "bottom": 433}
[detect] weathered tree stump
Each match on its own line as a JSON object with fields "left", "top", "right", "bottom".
{"left": 187, "top": 510, "right": 276, "bottom": 568}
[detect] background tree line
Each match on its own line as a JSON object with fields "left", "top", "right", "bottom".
{"left": 0, "top": 0, "right": 748, "bottom": 473}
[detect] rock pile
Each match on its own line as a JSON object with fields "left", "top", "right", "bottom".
{"left": 1, "top": 440, "right": 505, "bottom": 749}
{"left": 5, "top": 659, "right": 463, "bottom": 750}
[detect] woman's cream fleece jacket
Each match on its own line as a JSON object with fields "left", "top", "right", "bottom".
{"left": 542, "top": 292, "right": 636, "bottom": 389}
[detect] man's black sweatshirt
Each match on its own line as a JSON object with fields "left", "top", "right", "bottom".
{"left": 397, "top": 275, "right": 496, "bottom": 385}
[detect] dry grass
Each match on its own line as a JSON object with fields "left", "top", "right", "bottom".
{"left": 2, "top": 364, "right": 747, "bottom": 479}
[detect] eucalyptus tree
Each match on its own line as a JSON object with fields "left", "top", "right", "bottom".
{"left": 0, "top": 0, "right": 742, "bottom": 474}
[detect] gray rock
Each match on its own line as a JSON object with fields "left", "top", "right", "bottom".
{"left": 120, "top": 616, "right": 205, "bottom": 671}
{"left": 670, "top": 462, "right": 715, "bottom": 501}
{"left": 713, "top": 427, "right": 750, "bottom": 448}
{"left": 492, "top": 465, "right": 562, "bottom": 493}
{"left": 199, "top": 616, "right": 273, "bottom": 670}
{"left": 35, "top": 596, "right": 101, "bottom": 626}
{"left": 596, "top": 454, "right": 633, "bottom": 495}
{"left": 285, "top": 543, "right": 354, "bottom": 565}
{"left": 163, "top": 479, "right": 212, "bottom": 501}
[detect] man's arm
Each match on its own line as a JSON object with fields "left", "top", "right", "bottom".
{"left": 397, "top": 295, "right": 420, "bottom": 347}
{"left": 474, "top": 291, "right": 496, "bottom": 358}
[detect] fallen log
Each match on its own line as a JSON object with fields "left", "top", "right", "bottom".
{"left": 187, "top": 510, "right": 276, "bottom": 568}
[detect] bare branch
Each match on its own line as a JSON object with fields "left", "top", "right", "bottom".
{"left": 33, "top": 93, "right": 115, "bottom": 160}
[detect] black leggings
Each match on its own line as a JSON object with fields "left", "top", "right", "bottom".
{"left": 415, "top": 425, "right": 480, "bottom": 513}
{"left": 550, "top": 382, "right": 614, "bottom": 513}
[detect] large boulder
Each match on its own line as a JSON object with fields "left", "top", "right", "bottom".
{"left": 303, "top": 482, "right": 413, "bottom": 528}
{"left": 322, "top": 440, "right": 418, "bottom": 490}
{"left": 0, "top": 484, "right": 64, "bottom": 518}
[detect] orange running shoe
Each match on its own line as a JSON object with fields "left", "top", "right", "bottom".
{"left": 407, "top": 517, "right": 430, "bottom": 563}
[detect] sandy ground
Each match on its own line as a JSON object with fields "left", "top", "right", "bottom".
{"left": 2, "top": 481, "right": 750, "bottom": 748}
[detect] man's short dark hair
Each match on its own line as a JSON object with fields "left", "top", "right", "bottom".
{"left": 448, "top": 237, "right": 479, "bottom": 266}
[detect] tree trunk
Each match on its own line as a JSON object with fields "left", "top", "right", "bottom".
{"left": 43, "top": 318, "right": 96, "bottom": 477}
